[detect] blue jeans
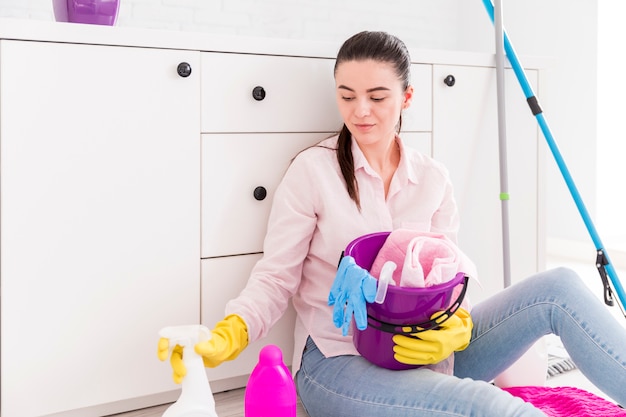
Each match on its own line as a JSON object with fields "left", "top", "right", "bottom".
{"left": 295, "top": 267, "right": 626, "bottom": 416}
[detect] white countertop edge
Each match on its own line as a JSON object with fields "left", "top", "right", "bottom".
{"left": 0, "top": 17, "right": 549, "bottom": 68}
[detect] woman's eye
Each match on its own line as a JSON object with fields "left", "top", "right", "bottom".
{"left": 341, "top": 96, "right": 355, "bottom": 101}
{"left": 371, "top": 97, "right": 385, "bottom": 102}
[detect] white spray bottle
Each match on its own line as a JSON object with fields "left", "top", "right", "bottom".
{"left": 159, "top": 325, "right": 219, "bottom": 417}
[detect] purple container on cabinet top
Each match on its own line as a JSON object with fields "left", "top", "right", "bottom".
{"left": 53, "top": 0, "right": 120, "bottom": 26}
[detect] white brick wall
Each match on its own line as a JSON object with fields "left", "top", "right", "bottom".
{"left": 0, "top": 0, "right": 463, "bottom": 49}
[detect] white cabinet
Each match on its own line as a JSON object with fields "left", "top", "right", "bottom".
{"left": 0, "top": 40, "right": 201, "bottom": 417}
{"left": 0, "top": 23, "right": 544, "bottom": 417}
{"left": 432, "top": 65, "right": 541, "bottom": 302}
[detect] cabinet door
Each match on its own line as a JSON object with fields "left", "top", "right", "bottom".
{"left": 202, "top": 132, "right": 329, "bottom": 258}
{"left": 432, "top": 65, "right": 541, "bottom": 302}
{"left": 0, "top": 41, "right": 200, "bottom": 417}
{"left": 201, "top": 256, "right": 296, "bottom": 390}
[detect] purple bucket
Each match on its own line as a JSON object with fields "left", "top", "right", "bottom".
{"left": 345, "top": 232, "right": 468, "bottom": 370}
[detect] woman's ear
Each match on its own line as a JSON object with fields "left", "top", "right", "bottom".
{"left": 402, "top": 85, "right": 414, "bottom": 110}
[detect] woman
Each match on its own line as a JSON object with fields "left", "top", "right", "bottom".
{"left": 160, "top": 31, "right": 626, "bottom": 416}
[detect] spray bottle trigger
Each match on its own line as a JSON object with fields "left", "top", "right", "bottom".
{"left": 159, "top": 325, "right": 212, "bottom": 348}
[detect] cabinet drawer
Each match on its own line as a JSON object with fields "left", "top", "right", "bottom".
{"left": 202, "top": 132, "right": 328, "bottom": 258}
{"left": 201, "top": 54, "right": 432, "bottom": 134}
{"left": 201, "top": 255, "right": 296, "bottom": 385}
{"left": 201, "top": 53, "right": 342, "bottom": 133}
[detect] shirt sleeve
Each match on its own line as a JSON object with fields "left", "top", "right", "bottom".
{"left": 429, "top": 163, "right": 462, "bottom": 244}
{"left": 225, "top": 151, "right": 318, "bottom": 342}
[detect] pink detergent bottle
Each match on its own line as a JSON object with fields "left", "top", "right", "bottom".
{"left": 244, "top": 344, "right": 297, "bottom": 417}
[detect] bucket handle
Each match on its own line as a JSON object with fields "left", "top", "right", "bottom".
{"left": 366, "top": 274, "right": 469, "bottom": 335}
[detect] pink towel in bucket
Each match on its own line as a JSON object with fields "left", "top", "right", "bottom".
{"left": 502, "top": 386, "right": 626, "bottom": 417}
{"left": 369, "top": 229, "right": 477, "bottom": 288}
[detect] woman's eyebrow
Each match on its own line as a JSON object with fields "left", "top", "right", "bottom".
{"left": 337, "top": 85, "right": 391, "bottom": 93}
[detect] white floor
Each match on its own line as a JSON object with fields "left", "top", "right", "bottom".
{"left": 541, "top": 238, "right": 626, "bottom": 402}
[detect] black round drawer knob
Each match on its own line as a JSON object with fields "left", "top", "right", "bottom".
{"left": 443, "top": 75, "right": 455, "bottom": 87}
{"left": 177, "top": 62, "right": 192, "bottom": 78}
{"left": 252, "top": 86, "right": 266, "bottom": 101}
{"left": 253, "top": 186, "right": 267, "bottom": 201}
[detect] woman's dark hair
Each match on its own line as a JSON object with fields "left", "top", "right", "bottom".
{"left": 334, "top": 31, "right": 411, "bottom": 210}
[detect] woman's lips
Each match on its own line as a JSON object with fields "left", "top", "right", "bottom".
{"left": 354, "top": 123, "right": 375, "bottom": 132}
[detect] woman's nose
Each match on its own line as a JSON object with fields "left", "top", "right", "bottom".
{"left": 354, "top": 99, "right": 371, "bottom": 117}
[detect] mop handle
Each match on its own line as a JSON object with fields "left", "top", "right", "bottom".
{"left": 481, "top": 0, "right": 626, "bottom": 316}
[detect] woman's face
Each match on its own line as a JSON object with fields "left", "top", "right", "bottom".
{"left": 335, "top": 59, "right": 413, "bottom": 146}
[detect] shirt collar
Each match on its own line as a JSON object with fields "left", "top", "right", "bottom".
{"left": 350, "top": 134, "right": 419, "bottom": 185}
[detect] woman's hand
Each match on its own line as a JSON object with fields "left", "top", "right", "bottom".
{"left": 157, "top": 314, "right": 249, "bottom": 383}
{"left": 194, "top": 314, "right": 249, "bottom": 368}
{"left": 157, "top": 338, "right": 186, "bottom": 384}
{"left": 392, "top": 308, "right": 473, "bottom": 365}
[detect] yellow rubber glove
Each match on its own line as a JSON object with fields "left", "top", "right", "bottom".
{"left": 156, "top": 315, "right": 248, "bottom": 383}
{"left": 157, "top": 336, "right": 187, "bottom": 384}
{"left": 392, "top": 308, "right": 473, "bottom": 365}
{"left": 195, "top": 314, "right": 249, "bottom": 368}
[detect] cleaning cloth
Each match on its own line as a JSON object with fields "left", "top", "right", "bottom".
{"left": 369, "top": 229, "right": 477, "bottom": 288}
